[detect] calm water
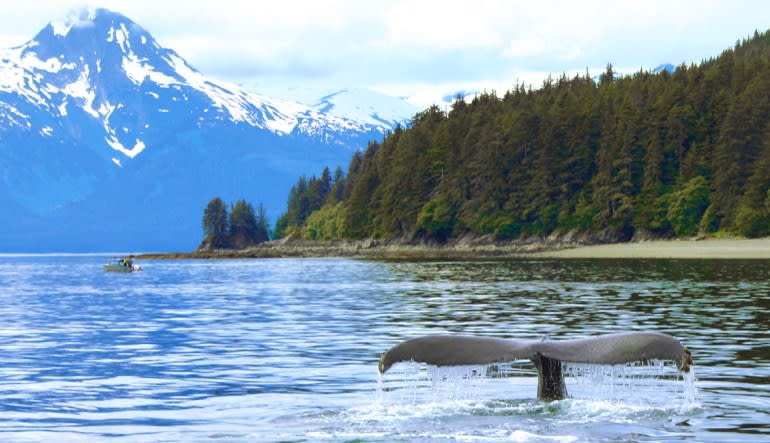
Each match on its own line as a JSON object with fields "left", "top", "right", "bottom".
{"left": 0, "top": 255, "right": 768, "bottom": 442}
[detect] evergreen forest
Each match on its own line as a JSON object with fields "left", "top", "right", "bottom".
{"left": 280, "top": 30, "right": 770, "bottom": 243}
{"left": 200, "top": 198, "right": 271, "bottom": 249}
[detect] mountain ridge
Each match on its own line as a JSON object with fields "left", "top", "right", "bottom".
{"left": 0, "top": 8, "right": 413, "bottom": 252}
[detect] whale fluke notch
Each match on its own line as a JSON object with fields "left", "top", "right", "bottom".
{"left": 378, "top": 331, "right": 692, "bottom": 401}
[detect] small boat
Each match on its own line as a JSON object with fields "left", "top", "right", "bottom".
{"left": 103, "top": 257, "right": 141, "bottom": 272}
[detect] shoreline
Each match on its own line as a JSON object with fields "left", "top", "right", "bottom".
{"left": 138, "top": 239, "right": 554, "bottom": 260}
{"left": 138, "top": 237, "right": 770, "bottom": 260}
{"left": 534, "top": 237, "right": 770, "bottom": 259}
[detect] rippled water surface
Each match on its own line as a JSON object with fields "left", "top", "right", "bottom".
{"left": 0, "top": 255, "right": 768, "bottom": 442}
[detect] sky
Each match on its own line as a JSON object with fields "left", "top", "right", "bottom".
{"left": 2, "top": 1, "right": 770, "bottom": 108}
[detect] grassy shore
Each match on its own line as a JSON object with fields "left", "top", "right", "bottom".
{"left": 535, "top": 237, "right": 770, "bottom": 259}
{"left": 139, "top": 237, "right": 770, "bottom": 260}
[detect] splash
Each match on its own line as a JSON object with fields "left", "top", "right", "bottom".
{"left": 377, "top": 359, "right": 697, "bottom": 411}
{"left": 509, "top": 430, "right": 578, "bottom": 442}
{"left": 682, "top": 365, "right": 698, "bottom": 409}
{"left": 338, "top": 362, "right": 699, "bottom": 441}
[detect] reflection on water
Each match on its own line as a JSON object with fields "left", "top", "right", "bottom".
{"left": 0, "top": 255, "right": 768, "bottom": 441}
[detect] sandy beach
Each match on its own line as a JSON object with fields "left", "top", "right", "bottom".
{"left": 537, "top": 237, "right": 770, "bottom": 259}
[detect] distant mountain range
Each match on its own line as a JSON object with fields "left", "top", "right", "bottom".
{"left": 0, "top": 8, "right": 418, "bottom": 252}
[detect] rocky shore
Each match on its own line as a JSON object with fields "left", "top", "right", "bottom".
{"left": 139, "top": 231, "right": 603, "bottom": 260}
{"left": 140, "top": 238, "right": 555, "bottom": 260}
{"left": 138, "top": 233, "right": 770, "bottom": 260}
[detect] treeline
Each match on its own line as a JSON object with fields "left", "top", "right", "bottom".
{"left": 273, "top": 166, "right": 347, "bottom": 240}
{"left": 279, "top": 29, "right": 770, "bottom": 242}
{"left": 200, "top": 198, "right": 270, "bottom": 249}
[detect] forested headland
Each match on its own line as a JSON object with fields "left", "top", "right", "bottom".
{"left": 267, "top": 30, "right": 770, "bottom": 246}
{"left": 200, "top": 198, "right": 270, "bottom": 250}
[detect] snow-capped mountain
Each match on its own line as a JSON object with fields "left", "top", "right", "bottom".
{"left": 312, "top": 88, "right": 418, "bottom": 129}
{"left": 0, "top": 8, "right": 412, "bottom": 252}
{"left": 268, "top": 86, "right": 419, "bottom": 130}
{"left": 653, "top": 63, "right": 676, "bottom": 74}
{"left": 0, "top": 7, "right": 380, "bottom": 150}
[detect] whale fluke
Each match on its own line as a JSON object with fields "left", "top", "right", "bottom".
{"left": 534, "top": 331, "right": 692, "bottom": 371}
{"left": 378, "top": 331, "right": 692, "bottom": 401}
{"left": 377, "top": 335, "right": 536, "bottom": 373}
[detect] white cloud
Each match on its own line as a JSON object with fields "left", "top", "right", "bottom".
{"left": 370, "top": 75, "right": 546, "bottom": 110}
{"left": 50, "top": 6, "right": 97, "bottom": 36}
{"left": 502, "top": 37, "right": 547, "bottom": 58}
{"left": 375, "top": 0, "right": 505, "bottom": 50}
{"left": 2, "top": 0, "right": 770, "bottom": 109}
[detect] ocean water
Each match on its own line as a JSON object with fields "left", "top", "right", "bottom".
{"left": 0, "top": 255, "right": 767, "bottom": 442}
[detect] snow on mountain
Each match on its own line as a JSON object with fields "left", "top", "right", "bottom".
{"left": 256, "top": 85, "right": 419, "bottom": 131}
{"left": 0, "top": 7, "right": 384, "bottom": 161}
{"left": 587, "top": 63, "right": 676, "bottom": 84}
{"left": 653, "top": 63, "right": 676, "bottom": 74}
{"left": 0, "top": 7, "right": 415, "bottom": 252}
{"left": 308, "top": 88, "right": 418, "bottom": 129}
{"left": 441, "top": 89, "right": 481, "bottom": 105}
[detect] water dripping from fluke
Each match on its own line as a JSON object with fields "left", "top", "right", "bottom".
{"left": 377, "top": 359, "right": 694, "bottom": 409}
{"left": 378, "top": 331, "right": 695, "bottom": 403}
{"left": 352, "top": 352, "right": 697, "bottom": 442}
{"left": 563, "top": 359, "right": 696, "bottom": 407}
{"left": 681, "top": 365, "right": 699, "bottom": 410}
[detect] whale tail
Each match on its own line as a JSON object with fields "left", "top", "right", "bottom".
{"left": 378, "top": 331, "right": 692, "bottom": 401}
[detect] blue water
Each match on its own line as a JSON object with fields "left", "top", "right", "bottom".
{"left": 0, "top": 255, "right": 768, "bottom": 442}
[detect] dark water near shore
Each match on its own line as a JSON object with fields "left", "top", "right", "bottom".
{"left": 0, "top": 255, "right": 767, "bottom": 442}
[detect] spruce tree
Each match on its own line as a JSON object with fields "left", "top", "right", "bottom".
{"left": 202, "top": 197, "right": 229, "bottom": 249}
{"left": 278, "top": 30, "right": 770, "bottom": 242}
{"left": 255, "top": 203, "right": 270, "bottom": 243}
{"left": 230, "top": 200, "right": 259, "bottom": 249}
